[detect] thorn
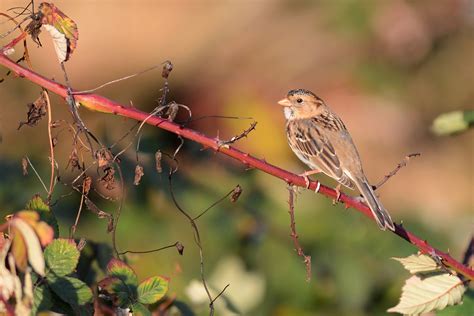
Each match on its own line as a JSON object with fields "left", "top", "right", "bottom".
{"left": 332, "top": 184, "right": 341, "bottom": 205}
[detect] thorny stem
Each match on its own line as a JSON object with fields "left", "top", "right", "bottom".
{"left": 288, "top": 186, "right": 312, "bottom": 282}
{"left": 0, "top": 54, "right": 472, "bottom": 281}
{"left": 373, "top": 153, "right": 421, "bottom": 190}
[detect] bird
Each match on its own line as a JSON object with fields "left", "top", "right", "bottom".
{"left": 278, "top": 89, "right": 395, "bottom": 231}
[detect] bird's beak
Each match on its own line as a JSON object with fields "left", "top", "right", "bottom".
{"left": 278, "top": 98, "right": 291, "bottom": 107}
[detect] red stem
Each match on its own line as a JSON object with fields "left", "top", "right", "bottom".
{"left": 0, "top": 53, "right": 472, "bottom": 281}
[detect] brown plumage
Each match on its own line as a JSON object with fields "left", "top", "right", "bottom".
{"left": 279, "top": 89, "right": 395, "bottom": 231}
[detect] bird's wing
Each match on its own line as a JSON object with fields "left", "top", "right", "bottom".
{"left": 287, "top": 119, "right": 355, "bottom": 190}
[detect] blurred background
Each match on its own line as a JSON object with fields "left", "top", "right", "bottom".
{"left": 0, "top": 0, "right": 473, "bottom": 315}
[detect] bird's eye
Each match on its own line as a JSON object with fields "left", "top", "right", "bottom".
{"left": 296, "top": 98, "right": 303, "bottom": 103}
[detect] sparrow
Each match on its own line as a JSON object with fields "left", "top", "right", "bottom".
{"left": 278, "top": 89, "right": 395, "bottom": 231}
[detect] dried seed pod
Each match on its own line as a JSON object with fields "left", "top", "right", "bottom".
{"left": 166, "top": 103, "right": 179, "bottom": 122}
{"left": 162, "top": 60, "right": 173, "bottom": 79}
{"left": 230, "top": 185, "right": 243, "bottom": 203}
{"left": 155, "top": 150, "right": 162, "bottom": 173}
{"left": 21, "top": 157, "right": 28, "bottom": 175}
{"left": 133, "top": 164, "right": 144, "bottom": 186}
{"left": 175, "top": 242, "right": 184, "bottom": 255}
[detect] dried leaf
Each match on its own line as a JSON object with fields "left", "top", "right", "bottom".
{"left": 155, "top": 150, "right": 162, "bottom": 173}
{"left": 11, "top": 218, "right": 45, "bottom": 276}
{"left": 84, "top": 198, "right": 114, "bottom": 232}
{"left": 99, "top": 167, "right": 116, "bottom": 190}
{"left": 392, "top": 254, "right": 439, "bottom": 274}
{"left": 18, "top": 94, "right": 47, "bottom": 130}
{"left": 15, "top": 211, "right": 54, "bottom": 247}
{"left": 230, "top": 185, "right": 243, "bottom": 203}
{"left": 25, "top": 13, "right": 43, "bottom": 47}
{"left": 96, "top": 148, "right": 113, "bottom": 168}
{"left": 388, "top": 273, "right": 466, "bottom": 315}
{"left": 82, "top": 176, "right": 92, "bottom": 195}
{"left": 133, "top": 164, "right": 144, "bottom": 186}
{"left": 67, "top": 148, "right": 81, "bottom": 171}
{"left": 38, "top": 3, "right": 79, "bottom": 62}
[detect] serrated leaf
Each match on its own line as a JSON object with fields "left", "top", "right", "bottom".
{"left": 49, "top": 275, "right": 93, "bottom": 306}
{"left": 98, "top": 276, "right": 132, "bottom": 308}
{"left": 38, "top": 3, "right": 78, "bottom": 63}
{"left": 26, "top": 195, "right": 59, "bottom": 237}
{"left": 31, "top": 284, "right": 53, "bottom": 315}
{"left": 26, "top": 195, "right": 49, "bottom": 212}
{"left": 11, "top": 218, "right": 45, "bottom": 275}
{"left": 44, "top": 239, "right": 79, "bottom": 276}
{"left": 137, "top": 276, "right": 169, "bottom": 304}
{"left": 107, "top": 258, "right": 138, "bottom": 287}
{"left": 392, "top": 254, "right": 439, "bottom": 274}
{"left": 388, "top": 273, "right": 466, "bottom": 315}
{"left": 131, "top": 302, "right": 151, "bottom": 316}
{"left": 437, "top": 289, "right": 474, "bottom": 316}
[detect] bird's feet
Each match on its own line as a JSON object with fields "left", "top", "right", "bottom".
{"left": 299, "top": 169, "right": 321, "bottom": 189}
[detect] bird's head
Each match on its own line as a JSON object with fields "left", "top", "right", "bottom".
{"left": 278, "top": 89, "right": 325, "bottom": 119}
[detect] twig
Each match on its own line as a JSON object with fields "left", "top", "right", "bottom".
{"left": 217, "top": 121, "right": 257, "bottom": 147}
{"left": 112, "top": 162, "right": 125, "bottom": 258}
{"left": 24, "top": 156, "right": 48, "bottom": 193}
{"left": 1, "top": 54, "right": 472, "bottom": 281}
{"left": 42, "top": 90, "right": 55, "bottom": 203}
{"left": 287, "top": 186, "right": 312, "bottom": 282}
{"left": 118, "top": 241, "right": 183, "bottom": 255}
{"left": 168, "top": 172, "right": 215, "bottom": 316}
{"left": 373, "top": 153, "right": 421, "bottom": 190}
{"left": 193, "top": 187, "right": 236, "bottom": 221}
{"left": 72, "top": 63, "right": 163, "bottom": 95}
{"left": 70, "top": 183, "right": 86, "bottom": 239}
{"left": 210, "top": 284, "right": 230, "bottom": 306}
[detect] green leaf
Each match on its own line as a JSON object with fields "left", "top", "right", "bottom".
{"left": 44, "top": 239, "right": 79, "bottom": 276}
{"left": 431, "top": 110, "right": 474, "bottom": 136}
{"left": 107, "top": 258, "right": 138, "bottom": 287}
{"left": 98, "top": 276, "right": 132, "bottom": 308}
{"left": 392, "top": 254, "right": 439, "bottom": 274}
{"left": 137, "top": 276, "right": 169, "bottom": 304}
{"left": 26, "top": 195, "right": 59, "bottom": 237}
{"left": 31, "top": 284, "right": 53, "bottom": 315}
{"left": 26, "top": 195, "right": 49, "bottom": 212}
{"left": 388, "top": 273, "right": 466, "bottom": 315}
{"left": 49, "top": 275, "right": 93, "bottom": 306}
{"left": 130, "top": 302, "right": 151, "bottom": 316}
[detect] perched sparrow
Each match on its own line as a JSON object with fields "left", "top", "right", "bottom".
{"left": 278, "top": 89, "right": 395, "bottom": 231}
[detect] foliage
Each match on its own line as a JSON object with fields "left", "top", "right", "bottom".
{"left": 97, "top": 258, "right": 169, "bottom": 315}
{"left": 388, "top": 254, "right": 467, "bottom": 315}
{"left": 0, "top": 196, "right": 170, "bottom": 314}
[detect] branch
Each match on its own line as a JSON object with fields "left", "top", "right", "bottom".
{"left": 0, "top": 54, "right": 472, "bottom": 281}
{"left": 288, "top": 186, "right": 312, "bottom": 282}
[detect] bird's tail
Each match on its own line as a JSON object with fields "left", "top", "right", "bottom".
{"left": 354, "top": 177, "right": 395, "bottom": 231}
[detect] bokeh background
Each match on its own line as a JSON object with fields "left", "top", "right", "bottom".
{"left": 0, "top": 1, "right": 473, "bottom": 315}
